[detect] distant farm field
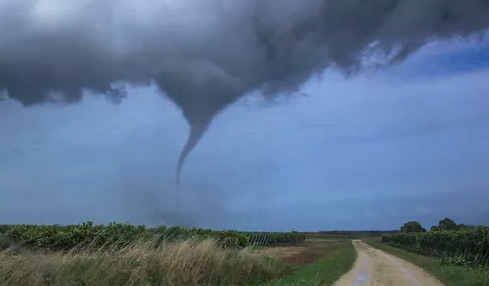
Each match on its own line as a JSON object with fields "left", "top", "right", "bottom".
{"left": 259, "top": 238, "right": 343, "bottom": 265}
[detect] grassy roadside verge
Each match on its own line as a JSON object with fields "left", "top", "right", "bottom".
{"left": 363, "top": 239, "right": 489, "bottom": 286}
{"left": 263, "top": 240, "right": 356, "bottom": 286}
{"left": 0, "top": 239, "right": 288, "bottom": 286}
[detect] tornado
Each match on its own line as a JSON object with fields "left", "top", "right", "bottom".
{"left": 176, "top": 121, "right": 209, "bottom": 186}
{"left": 175, "top": 121, "right": 210, "bottom": 211}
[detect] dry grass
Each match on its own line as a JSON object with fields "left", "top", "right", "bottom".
{"left": 0, "top": 238, "right": 286, "bottom": 286}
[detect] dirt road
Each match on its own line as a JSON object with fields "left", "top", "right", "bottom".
{"left": 334, "top": 240, "right": 444, "bottom": 286}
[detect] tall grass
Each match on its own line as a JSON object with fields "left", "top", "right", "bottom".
{"left": 0, "top": 238, "right": 286, "bottom": 286}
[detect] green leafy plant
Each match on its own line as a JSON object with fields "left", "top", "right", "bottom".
{"left": 382, "top": 226, "right": 489, "bottom": 266}
{"left": 0, "top": 222, "right": 305, "bottom": 251}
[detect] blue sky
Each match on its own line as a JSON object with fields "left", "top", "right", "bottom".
{"left": 1, "top": 37, "right": 488, "bottom": 231}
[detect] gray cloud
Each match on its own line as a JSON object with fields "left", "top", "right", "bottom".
{"left": 1, "top": 0, "right": 489, "bottom": 183}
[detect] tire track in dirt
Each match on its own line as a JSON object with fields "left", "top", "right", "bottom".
{"left": 334, "top": 240, "right": 444, "bottom": 286}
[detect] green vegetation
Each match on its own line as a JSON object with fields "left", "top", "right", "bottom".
{"left": 431, "top": 218, "right": 477, "bottom": 232}
{"left": 437, "top": 218, "right": 460, "bottom": 231}
{"left": 365, "top": 238, "right": 489, "bottom": 286}
{"left": 265, "top": 240, "right": 356, "bottom": 286}
{"left": 0, "top": 222, "right": 314, "bottom": 285}
{"left": 400, "top": 221, "right": 427, "bottom": 233}
{"left": 1, "top": 222, "right": 357, "bottom": 286}
{"left": 304, "top": 230, "right": 389, "bottom": 241}
{"left": 382, "top": 226, "right": 489, "bottom": 266}
{"left": 0, "top": 222, "right": 305, "bottom": 251}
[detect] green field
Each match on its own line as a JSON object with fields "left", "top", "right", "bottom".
{"left": 0, "top": 222, "right": 356, "bottom": 286}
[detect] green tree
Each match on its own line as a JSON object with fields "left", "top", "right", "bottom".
{"left": 438, "top": 218, "right": 459, "bottom": 231}
{"left": 430, "top": 226, "right": 440, "bottom": 231}
{"left": 400, "top": 221, "right": 426, "bottom": 233}
{"left": 458, "top": 224, "right": 475, "bottom": 231}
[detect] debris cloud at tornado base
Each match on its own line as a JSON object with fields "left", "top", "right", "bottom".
{"left": 1, "top": 0, "right": 489, "bottom": 190}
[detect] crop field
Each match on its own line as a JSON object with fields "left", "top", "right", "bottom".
{"left": 0, "top": 222, "right": 356, "bottom": 286}
{"left": 3, "top": 222, "right": 487, "bottom": 285}
{"left": 381, "top": 227, "right": 489, "bottom": 266}
{"left": 303, "top": 231, "right": 386, "bottom": 240}
{"left": 0, "top": 222, "right": 305, "bottom": 251}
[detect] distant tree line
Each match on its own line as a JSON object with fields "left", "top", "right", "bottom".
{"left": 317, "top": 230, "right": 396, "bottom": 235}
{"left": 399, "top": 217, "right": 479, "bottom": 233}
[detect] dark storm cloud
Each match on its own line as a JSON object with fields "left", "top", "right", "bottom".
{"left": 1, "top": 0, "right": 489, "bottom": 180}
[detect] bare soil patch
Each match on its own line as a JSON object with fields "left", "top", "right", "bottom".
{"left": 259, "top": 239, "right": 341, "bottom": 266}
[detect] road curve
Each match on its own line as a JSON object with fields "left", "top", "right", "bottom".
{"left": 334, "top": 240, "right": 444, "bottom": 286}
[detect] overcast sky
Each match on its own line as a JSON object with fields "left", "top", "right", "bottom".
{"left": 1, "top": 1, "right": 489, "bottom": 231}
{"left": 1, "top": 37, "right": 488, "bottom": 231}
